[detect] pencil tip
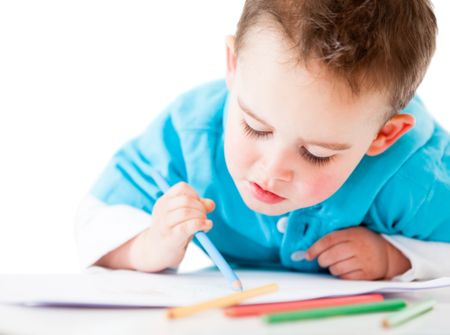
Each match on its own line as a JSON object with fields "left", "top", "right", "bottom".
{"left": 166, "top": 310, "right": 174, "bottom": 319}
{"left": 232, "top": 280, "right": 243, "bottom": 291}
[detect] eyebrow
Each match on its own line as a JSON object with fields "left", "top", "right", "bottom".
{"left": 237, "top": 97, "right": 352, "bottom": 151}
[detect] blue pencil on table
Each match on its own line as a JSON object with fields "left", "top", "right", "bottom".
{"left": 147, "top": 167, "right": 243, "bottom": 291}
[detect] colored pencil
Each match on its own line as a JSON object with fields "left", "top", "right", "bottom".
{"left": 382, "top": 298, "right": 435, "bottom": 328}
{"left": 166, "top": 283, "right": 278, "bottom": 319}
{"left": 224, "top": 293, "right": 384, "bottom": 317}
{"left": 147, "top": 167, "right": 242, "bottom": 291}
{"left": 264, "top": 298, "right": 407, "bottom": 324}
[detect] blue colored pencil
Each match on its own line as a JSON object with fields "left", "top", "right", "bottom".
{"left": 147, "top": 167, "right": 243, "bottom": 291}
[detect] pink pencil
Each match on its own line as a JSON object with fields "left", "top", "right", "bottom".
{"left": 224, "top": 293, "right": 384, "bottom": 317}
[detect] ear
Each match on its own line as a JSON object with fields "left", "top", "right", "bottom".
{"left": 366, "top": 114, "right": 415, "bottom": 156}
{"left": 225, "top": 35, "right": 237, "bottom": 89}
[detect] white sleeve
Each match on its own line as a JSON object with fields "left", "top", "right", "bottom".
{"left": 382, "top": 234, "right": 450, "bottom": 281}
{"left": 74, "top": 194, "right": 154, "bottom": 269}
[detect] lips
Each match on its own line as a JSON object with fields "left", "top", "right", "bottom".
{"left": 249, "top": 181, "right": 286, "bottom": 204}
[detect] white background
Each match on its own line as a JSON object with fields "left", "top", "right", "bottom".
{"left": 0, "top": 1, "right": 448, "bottom": 274}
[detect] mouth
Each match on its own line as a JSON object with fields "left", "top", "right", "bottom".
{"left": 249, "top": 181, "right": 286, "bottom": 204}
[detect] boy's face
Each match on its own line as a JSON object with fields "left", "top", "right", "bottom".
{"left": 224, "top": 28, "right": 397, "bottom": 216}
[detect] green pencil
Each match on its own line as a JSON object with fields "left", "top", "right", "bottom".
{"left": 382, "top": 299, "right": 436, "bottom": 328}
{"left": 264, "top": 299, "right": 407, "bottom": 324}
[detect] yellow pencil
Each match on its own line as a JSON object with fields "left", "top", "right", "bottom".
{"left": 166, "top": 283, "right": 278, "bottom": 319}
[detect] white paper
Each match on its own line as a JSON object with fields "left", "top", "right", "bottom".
{"left": 1, "top": 268, "right": 450, "bottom": 308}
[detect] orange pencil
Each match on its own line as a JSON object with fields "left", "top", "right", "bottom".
{"left": 166, "top": 283, "right": 278, "bottom": 319}
{"left": 224, "top": 293, "right": 384, "bottom": 317}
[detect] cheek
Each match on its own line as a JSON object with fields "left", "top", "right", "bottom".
{"left": 303, "top": 144, "right": 368, "bottom": 202}
{"left": 224, "top": 118, "right": 257, "bottom": 177}
{"left": 293, "top": 165, "right": 354, "bottom": 205}
{"left": 310, "top": 175, "right": 343, "bottom": 201}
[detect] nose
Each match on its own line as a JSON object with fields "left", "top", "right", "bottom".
{"left": 261, "top": 147, "right": 294, "bottom": 184}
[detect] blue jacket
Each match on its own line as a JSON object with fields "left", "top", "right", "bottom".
{"left": 91, "top": 80, "right": 450, "bottom": 273}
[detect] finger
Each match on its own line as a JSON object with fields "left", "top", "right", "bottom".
{"left": 339, "top": 270, "right": 366, "bottom": 280}
{"left": 172, "top": 219, "right": 213, "bottom": 238}
{"left": 305, "top": 229, "right": 351, "bottom": 260}
{"left": 328, "top": 257, "right": 361, "bottom": 277}
{"left": 165, "top": 182, "right": 200, "bottom": 199}
{"left": 166, "top": 206, "right": 208, "bottom": 227}
{"left": 165, "top": 195, "right": 206, "bottom": 214}
{"left": 200, "top": 198, "right": 215, "bottom": 212}
{"left": 316, "top": 242, "right": 356, "bottom": 268}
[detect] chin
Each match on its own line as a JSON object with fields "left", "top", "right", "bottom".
{"left": 241, "top": 197, "right": 292, "bottom": 216}
{"left": 242, "top": 189, "right": 332, "bottom": 215}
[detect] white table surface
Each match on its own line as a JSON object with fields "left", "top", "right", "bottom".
{"left": 1, "top": 287, "right": 450, "bottom": 335}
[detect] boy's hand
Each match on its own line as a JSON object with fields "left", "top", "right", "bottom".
{"left": 305, "top": 227, "right": 411, "bottom": 280}
{"left": 129, "top": 182, "right": 215, "bottom": 272}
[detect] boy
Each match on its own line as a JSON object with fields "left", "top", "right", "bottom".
{"left": 76, "top": 0, "right": 450, "bottom": 281}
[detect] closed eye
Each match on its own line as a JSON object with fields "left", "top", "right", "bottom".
{"left": 299, "top": 147, "right": 334, "bottom": 166}
{"left": 241, "top": 119, "right": 335, "bottom": 166}
{"left": 241, "top": 119, "right": 272, "bottom": 139}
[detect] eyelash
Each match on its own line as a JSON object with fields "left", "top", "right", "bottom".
{"left": 241, "top": 119, "right": 272, "bottom": 139}
{"left": 240, "top": 119, "right": 334, "bottom": 166}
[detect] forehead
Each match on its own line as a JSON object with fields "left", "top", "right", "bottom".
{"left": 235, "top": 26, "right": 391, "bottom": 132}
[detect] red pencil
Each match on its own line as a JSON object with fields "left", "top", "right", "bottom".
{"left": 224, "top": 293, "right": 384, "bottom": 317}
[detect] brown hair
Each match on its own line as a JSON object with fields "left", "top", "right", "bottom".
{"left": 235, "top": 0, "right": 437, "bottom": 115}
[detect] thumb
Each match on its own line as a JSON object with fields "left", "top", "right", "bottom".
{"left": 201, "top": 198, "right": 215, "bottom": 212}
